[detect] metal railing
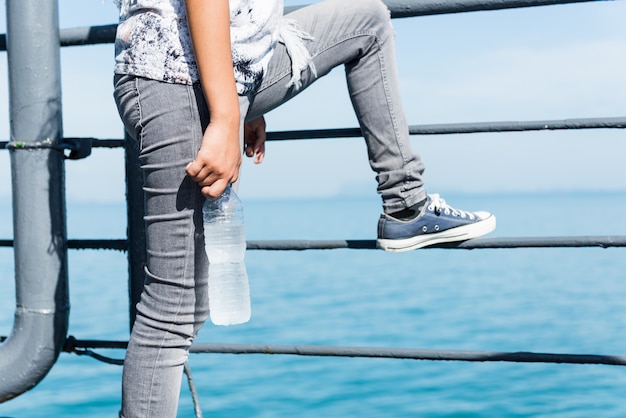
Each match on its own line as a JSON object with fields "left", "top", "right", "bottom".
{"left": 1, "top": 0, "right": 624, "bottom": 410}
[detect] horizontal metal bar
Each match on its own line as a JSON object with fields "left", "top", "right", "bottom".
{"left": 382, "top": 0, "right": 606, "bottom": 18}
{"left": 410, "top": 116, "right": 626, "bottom": 135}
{"left": 248, "top": 236, "right": 626, "bottom": 250}
{"left": 58, "top": 24, "right": 117, "bottom": 48}
{"left": 0, "top": 138, "right": 124, "bottom": 150}
{"left": 72, "top": 138, "right": 125, "bottom": 148}
{"left": 2, "top": 117, "right": 624, "bottom": 152}
{"left": 450, "top": 235, "right": 626, "bottom": 249}
{"left": 190, "top": 343, "right": 626, "bottom": 366}
{"left": 0, "top": 0, "right": 610, "bottom": 51}
{"left": 247, "top": 240, "right": 378, "bottom": 250}
{"left": 0, "top": 24, "right": 118, "bottom": 50}
{"left": 2, "top": 236, "right": 625, "bottom": 251}
{"left": 62, "top": 338, "right": 626, "bottom": 366}
{"left": 68, "top": 239, "right": 127, "bottom": 251}
{"left": 266, "top": 117, "right": 626, "bottom": 141}
{"left": 0, "top": 240, "right": 127, "bottom": 251}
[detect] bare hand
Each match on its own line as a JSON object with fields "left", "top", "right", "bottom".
{"left": 244, "top": 116, "right": 266, "bottom": 164}
{"left": 186, "top": 118, "right": 241, "bottom": 198}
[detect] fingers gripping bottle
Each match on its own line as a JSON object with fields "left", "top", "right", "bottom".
{"left": 203, "top": 185, "right": 251, "bottom": 325}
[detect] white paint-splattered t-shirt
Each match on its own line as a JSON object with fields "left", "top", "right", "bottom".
{"left": 114, "top": 0, "right": 284, "bottom": 95}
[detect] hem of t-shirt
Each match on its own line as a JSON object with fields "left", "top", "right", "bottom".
{"left": 114, "top": 64, "right": 255, "bottom": 96}
{"left": 114, "top": 64, "right": 196, "bottom": 86}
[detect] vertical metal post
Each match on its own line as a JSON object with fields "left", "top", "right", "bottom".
{"left": 0, "top": 0, "right": 69, "bottom": 402}
{"left": 125, "top": 131, "right": 146, "bottom": 329}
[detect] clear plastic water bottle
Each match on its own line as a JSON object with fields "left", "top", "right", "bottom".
{"left": 202, "top": 185, "right": 251, "bottom": 326}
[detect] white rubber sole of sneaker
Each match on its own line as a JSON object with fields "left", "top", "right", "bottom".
{"left": 377, "top": 213, "right": 496, "bottom": 253}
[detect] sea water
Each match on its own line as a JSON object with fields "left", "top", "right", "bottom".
{"left": 1, "top": 192, "right": 626, "bottom": 417}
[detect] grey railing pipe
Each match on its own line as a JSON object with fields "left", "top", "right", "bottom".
{"left": 382, "top": 0, "right": 602, "bottom": 18}
{"left": 0, "top": 0, "right": 70, "bottom": 402}
{"left": 0, "top": 0, "right": 605, "bottom": 50}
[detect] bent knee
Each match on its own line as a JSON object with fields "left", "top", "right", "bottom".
{"left": 352, "top": 0, "right": 394, "bottom": 40}
{"left": 362, "top": 0, "right": 391, "bottom": 21}
{"left": 362, "top": 0, "right": 392, "bottom": 19}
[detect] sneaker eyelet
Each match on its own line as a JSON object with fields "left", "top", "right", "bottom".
{"left": 434, "top": 225, "right": 440, "bottom": 231}
{"left": 422, "top": 226, "right": 428, "bottom": 232}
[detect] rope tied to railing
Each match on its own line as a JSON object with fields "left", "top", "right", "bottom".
{"left": 4, "top": 137, "right": 93, "bottom": 160}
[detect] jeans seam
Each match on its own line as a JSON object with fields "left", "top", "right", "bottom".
{"left": 320, "top": 31, "right": 411, "bottom": 183}
{"left": 366, "top": 34, "right": 413, "bottom": 203}
{"left": 134, "top": 78, "right": 199, "bottom": 416}
{"left": 375, "top": 39, "right": 407, "bottom": 166}
{"left": 134, "top": 77, "right": 145, "bottom": 152}
{"left": 184, "top": 82, "right": 201, "bottom": 298}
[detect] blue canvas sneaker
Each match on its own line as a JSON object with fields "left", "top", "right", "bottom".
{"left": 377, "top": 194, "right": 496, "bottom": 252}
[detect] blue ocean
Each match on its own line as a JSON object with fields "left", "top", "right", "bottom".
{"left": 1, "top": 191, "right": 626, "bottom": 417}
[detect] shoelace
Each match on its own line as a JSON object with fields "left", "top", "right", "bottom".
{"left": 427, "top": 194, "right": 476, "bottom": 220}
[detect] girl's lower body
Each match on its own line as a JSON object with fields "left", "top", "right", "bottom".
{"left": 113, "top": 0, "right": 494, "bottom": 416}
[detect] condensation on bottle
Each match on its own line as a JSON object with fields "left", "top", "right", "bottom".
{"left": 203, "top": 185, "right": 251, "bottom": 326}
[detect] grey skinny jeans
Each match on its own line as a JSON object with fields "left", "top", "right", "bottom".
{"left": 250, "top": 0, "right": 425, "bottom": 213}
{"left": 115, "top": 74, "right": 250, "bottom": 418}
{"left": 114, "top": 0, "right": 425, "bottom": 416}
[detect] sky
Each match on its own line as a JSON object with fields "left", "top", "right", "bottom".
{"left": 0, "top": 0, "right": 625, "bottom": 203}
